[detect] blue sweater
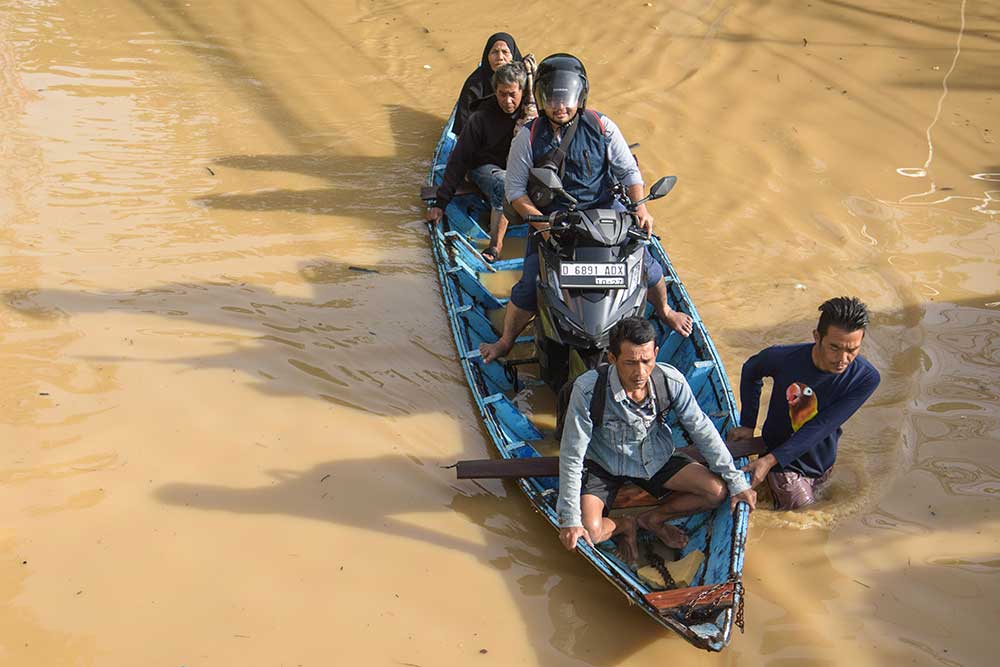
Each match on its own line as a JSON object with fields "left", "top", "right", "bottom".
{"left": 739, "top": 343, "right": 880, "bottom": 478}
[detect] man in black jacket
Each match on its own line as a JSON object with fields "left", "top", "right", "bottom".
{"left": 426, "top": 62, "right": 529, "bottom": 262}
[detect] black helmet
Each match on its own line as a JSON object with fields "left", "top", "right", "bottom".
{"left": 534, "top": 53, "right": 589, "bottom": 119}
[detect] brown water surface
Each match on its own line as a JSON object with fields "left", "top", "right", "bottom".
{"left": 1, "top": 1, "right": 997, "bottom": 665}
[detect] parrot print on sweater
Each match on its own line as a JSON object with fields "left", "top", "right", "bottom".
{"left": 786, "top": 382, "right": 819, "bottom": 432}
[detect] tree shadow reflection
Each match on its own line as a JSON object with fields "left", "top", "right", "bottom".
{"left": 194, "top": 105, "right": 444, "bottom": 229}
{"left": 4, "top": 258, "right": 469, "bottom": 418}
{"left": 156, "top": 454, "right": 665, "bottom": 664}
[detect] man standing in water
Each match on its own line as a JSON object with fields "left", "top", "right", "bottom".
{"left": 558, "top": 318, "right": 755, "bottom": 562}
{"left": 479, "top": 54, "right": 692, "bottom": 364}
{"left": 731, "top": 296, "right": 881, "bottom": 510}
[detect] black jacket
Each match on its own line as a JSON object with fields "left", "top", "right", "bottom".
{"left": 435, "top": 98, "right": 519, "bottom": 209}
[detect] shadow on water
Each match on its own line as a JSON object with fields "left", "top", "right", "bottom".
{"left": 154, "top": 452, "right": 666, "bottom": 663}
{"left": 129, "top": 0, "right": 444, "bottom": 229}
{"left": 3, "top": 261, "right": 677, "bottom": 662}
{"left": 4, "top": 259, "right": 463, "bottom": 418}
{"left": 128, "top": 0, "right": 427, "bottom": 148}
{"left": 193, "top": 105, "right": 444, "bottom": 227}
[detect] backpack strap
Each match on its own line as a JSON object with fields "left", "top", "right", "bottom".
{"left": 549, "top": 115, "right": 582, "bottom": 178}
{"left": 589, "top": 364, "right": 612, "bottom": 430}
{"left": 528, "top": 117, "right": 540, "bottom": 145}
{"left": 650, "top": 365, "right": 673, "bottom": 422}
{"left": 586, "top": 109, "right": 606, "bottom": 133}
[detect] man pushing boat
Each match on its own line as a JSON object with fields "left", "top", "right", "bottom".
{"left": 730, "top": 296, "right": 881, "bottom": 510}
{"left": 557, "top": 317, "right": 756, "bottom": 564}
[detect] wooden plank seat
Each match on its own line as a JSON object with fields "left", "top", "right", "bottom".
{"left": 454, "top": 438, "right": 765, "bottom": 480}
{"left": 454, "top": 438, "right": 765, "bottom": 509}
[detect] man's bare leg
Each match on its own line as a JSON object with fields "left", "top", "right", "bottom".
{"left": 611, "top": 514, "right": 639, "bottom": 566}
{"left": 479, "top": 302, "right": 533, "bottom": 363}
{"left": 488, "top": 209, "right": 509, "bottom": 255}
{"left": 647, "top": 277, "right": 693, "bottom": 337}
{"left": 581, "top": 495, "right": 638, "bottom": 566}
{"left": 637, "top": 463, "right": 727, "bottom": 549}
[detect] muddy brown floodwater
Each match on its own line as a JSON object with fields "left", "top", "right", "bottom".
{"left": 1, "top": 1, "right": 997, "bottom": 665}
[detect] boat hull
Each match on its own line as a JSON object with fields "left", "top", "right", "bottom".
{"left": 423, "top": 106, "right": 752, "bottom": 651}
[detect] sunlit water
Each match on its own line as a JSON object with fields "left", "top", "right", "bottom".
{"left": 1, "top": 1, "right": 997, "bottom": 665}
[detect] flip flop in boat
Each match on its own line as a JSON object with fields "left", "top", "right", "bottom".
{"left": 481, "top": 246, "right": 500, "bottom": 263}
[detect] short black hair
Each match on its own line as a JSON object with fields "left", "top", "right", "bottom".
{"left": 609, "top": 317, "right": 657, "bottom": 355}
{"left": 816, "top": 296, "right": 870, "bottom": 337}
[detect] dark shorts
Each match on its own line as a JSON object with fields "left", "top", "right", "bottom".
{"left": 509, "top": 237, "right": 664, "bottom": 311}
{"left": 767, "top": 467, "right": 833, "bottom": 510}
{"left": 581, "top": 455, "right": 693, "bottom": 514}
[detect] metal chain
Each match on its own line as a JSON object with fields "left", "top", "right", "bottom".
{"left": 679, "top": 576, "right": 745, "bottom": 634}
{"left": 642, "top": 539, "right": 677, "bottom": 589}
{"left": 733, "top": 580, "right": 745, "bottom": 633}
{"left": 679, "top": 579, "right": 729, "bottom": 622}
{"left": 677, "top": 508, "right": 749, "bottom": 633}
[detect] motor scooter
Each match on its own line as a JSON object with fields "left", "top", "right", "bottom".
{"left": 521, "top": 168, "right": 676, "bottom": 392}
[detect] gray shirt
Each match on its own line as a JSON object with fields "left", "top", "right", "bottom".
{"left": 557, "top": 363, "right": 751, "bottom": 528}
{"left": 504, "top": 113, "right": 643, "bottom": 203}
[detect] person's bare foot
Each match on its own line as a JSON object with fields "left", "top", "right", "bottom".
{"left": 612, "top": 515, "right": 639, "bottom": 567}
{"left": 479, "top": 338, "right": 513, "bottom": 364}
{"left": 660, "top": 308, "right": 693, "bottom": 337}
{"left": 637, "top": 512, "right": 689, "bottom": 549}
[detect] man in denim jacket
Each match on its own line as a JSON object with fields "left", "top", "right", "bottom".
{"left": 557, "top": 317, "right": 756, "bottom": 563}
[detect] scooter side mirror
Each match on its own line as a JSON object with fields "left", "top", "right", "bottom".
{"left": 529, "top": 167, "right": 564, "bottom": 190}
{"left": 530, "top": 167, "right": 577, "bottom": 205}
{"left": 647, "top": 176, "right": 677, "bottom": 201}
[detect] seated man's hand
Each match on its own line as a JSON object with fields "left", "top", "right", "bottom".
{"left": 741, "top": 453, "right": 777, "bottom": 489}
{"left": 730, "top": 487, "right": 757, "bottom": 513}
{"left": 727, "top": 426, "right": 755, "bottom": 442}
{"left": 559, "top": 525, "right": 593, "bottom": 551}
{"left": 426, "top": 206, "right": 444, "bottom": 224}
{"left": 635, "top": 204, "right": 654, "bottom": 236}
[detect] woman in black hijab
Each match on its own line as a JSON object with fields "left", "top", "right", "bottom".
{"left": 453, "top": 32, "right": 522, "bottom": 136}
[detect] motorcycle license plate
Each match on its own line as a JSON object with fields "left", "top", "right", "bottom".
{"left": 559, "top": 262, "right": 628, "bottom": 289}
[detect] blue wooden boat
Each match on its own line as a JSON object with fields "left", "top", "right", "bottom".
{"left": 424, "top": 104, "right": 754, "bottom": 651}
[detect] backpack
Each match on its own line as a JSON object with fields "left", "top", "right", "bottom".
{"left": 554, "top": 363, "right": 674, "bottom": 441}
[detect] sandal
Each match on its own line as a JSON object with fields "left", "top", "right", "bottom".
{"left": 481, "top": 246, "right": 500, "bottom": 263}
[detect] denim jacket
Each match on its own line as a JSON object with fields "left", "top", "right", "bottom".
{"left": 557, "top": 363, "right": 751, "bottom": 527}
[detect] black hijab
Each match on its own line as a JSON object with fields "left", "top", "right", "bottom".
{"left": 453, "top": 32, "right": 522, "bottom": 136}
